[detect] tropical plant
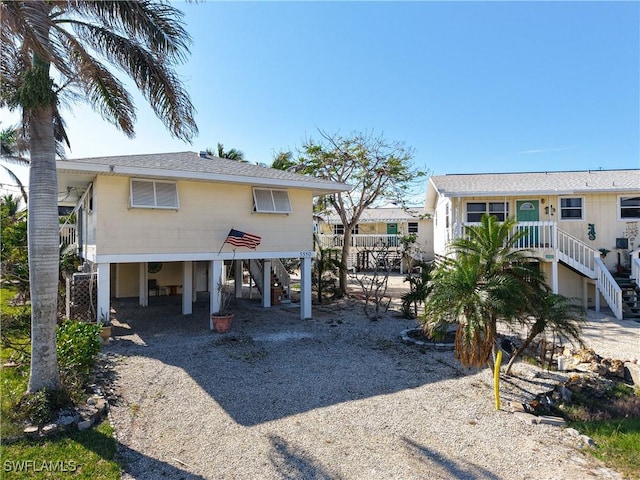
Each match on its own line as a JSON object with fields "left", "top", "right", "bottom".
{"left": 504, "top": 292, "right": 586, "bottom": 375}
{"left": 312, "top": 233, "right": 343, "bottom": 304}
{"left": 423, "top": 214, "right": 545, "bottom": 368}
{"left": 207, "top": 142, "right": 246, "bottom": 162}
{"left": 1, "top": 0, "right": 197, "bottom": 394}
{"left": 0, "top": 125, "right": 29, "bottom": 205}
{"left": 401, "top": 261, "right": 434, "bottom": 318}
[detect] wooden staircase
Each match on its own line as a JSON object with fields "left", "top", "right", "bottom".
{"left": 246, "top": 259, "right": 291, "bottom": 303}
{"left": 615, "top": 269, "right": 640, "bottom": 320}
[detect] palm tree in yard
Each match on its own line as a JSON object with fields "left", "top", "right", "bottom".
{"left": 1, "top": 1, "right": 197, "bottom": 393}
{"left": 424, "top": 214, "right": 545, "bottom": 367}
{"left": 504, "top": 291, "right": 586, "bottom": 375}
{"left": 207, "top": 142, "right": 246, "bottom": 162}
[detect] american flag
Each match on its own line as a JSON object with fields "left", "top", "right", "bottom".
{"left": 224, "top": 229, "right": 261, "bottom": 249}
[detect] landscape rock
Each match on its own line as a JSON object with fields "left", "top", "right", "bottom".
{"left": 23, "top": 426, "right": 39, "bottom": 438}
{"left": 624, "top": 362, "right": 640, "bottom": 386}
{"left": 42, "top": 423, "right": 58, "bottom": 436}
{"left": 77, "top": 419, "right": 93, "bottom": 431}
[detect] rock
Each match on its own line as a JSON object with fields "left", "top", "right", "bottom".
{"left": 624, "top": 362, "right": 640, "bottom": 386}
{"left": 580, "top": 434, "right": 596, "bottom": 447}
{"left": 95, "top": 398, "right": 107, "bottom": 413}
{"left": 77, "top": 419, "right": 92, "bottom": 431}
{"left": 23, "top": 426, "right": 39, "bottom": 438}
{"left": 57, "top": 415, "right": 76, "bottom": 430}
{"left": 606, "top": 359, "right": 625, "bottom": 378}
{"left": 42, "top": 423, "right": 58, "bottom": 436}
{"left": 537, "top": 415, "right": 566, "bottom": 427}
{"left": 565, "top": 427, "right": 580, "bottom": 437}
{"left": 87, "top": 397, "right": 96, "bottom": 405}
{"left": 558, "top": 385, "right": 573, "bottom": 402}
{"left": 513, "top": 412, "right": 537, "bottom": 424}
{"left": 574, "top": 348, "right": 598, "bottom": 363}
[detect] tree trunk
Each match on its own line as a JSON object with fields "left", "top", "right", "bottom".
{"left": 27, "top": 102, "right": 62, "bottom": 392}
{"left": 339, "top": 228, "right": 352, "bottom": 296}
{"left": 505, "top": 325, "right": 544, "bottom": 375}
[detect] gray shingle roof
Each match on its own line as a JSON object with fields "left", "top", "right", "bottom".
{"left": 430, "top": 169, "right": 640, "bottom": 197}
{"left": 322, "top": 207, "right": 424, "bottom": 224}
{"left": 57, "top": 151, "right": 350, "bottom": 194}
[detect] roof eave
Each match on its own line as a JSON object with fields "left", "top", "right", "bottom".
{"left": 57, "top": 161, "right": 351, "bottom": 194}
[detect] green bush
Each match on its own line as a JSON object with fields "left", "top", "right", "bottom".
{"left": 0, "top": 305, "right": 31, "bottom": 362}
{"left": 56, "top": 320, "right": 101, "bottom": 387}
{"left": 16, "top": 390, "right": 53, "bottom": 427}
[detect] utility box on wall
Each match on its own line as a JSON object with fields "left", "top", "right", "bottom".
{"left": 616, "top": 238, "right": 629, "bottom": 249}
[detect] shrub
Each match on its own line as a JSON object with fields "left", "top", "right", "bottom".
{"left": 57, "top": 320, "right": 100, "bottom": 380}
{"left": 0, "top": 305, "right": 31, "bottom": 362}
{"left": 16, "top": 390, "right": 53, "bottom": 427}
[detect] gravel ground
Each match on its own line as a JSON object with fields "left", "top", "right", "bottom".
{"left": 104, "top": 277, "right": 636, "bottom": 480}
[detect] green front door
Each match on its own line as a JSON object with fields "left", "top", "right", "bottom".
{"left": 516, "top": 200, "right": 539, "bottom": 247}
{"left": 387, "top": 223, "right": 398, "bottom": 246}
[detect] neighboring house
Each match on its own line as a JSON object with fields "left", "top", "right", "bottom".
{"left": 317, "top": 206, "right": 433, "bottom": 272}
{"left": 57, "top": 151, "right": 350, "bottom": 322}
{"left": 426, "top": 169, "right": 640, "bottom": 319}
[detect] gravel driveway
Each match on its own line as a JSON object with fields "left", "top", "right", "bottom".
{"left": 104, "top": 287, "right": 628, "bottom": 480}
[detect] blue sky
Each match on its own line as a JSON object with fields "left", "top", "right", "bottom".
{"left": 1, "top": 0, "right": 639, "bottom": 194}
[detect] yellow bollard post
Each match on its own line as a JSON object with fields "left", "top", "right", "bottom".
{"left": 494, "top": 350, "right": 502, "bottom": 410}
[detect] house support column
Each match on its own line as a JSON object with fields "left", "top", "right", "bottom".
{"left": 300, "top": 256, "right": 312, "bottom": 319}
{"left": 551, "top": 259, "right": 559, "bottom": 294}
{"left": 182, "top": 261, "right": 193, "bottom": 315}
{"left": 234, "top": 260, "right": 243, "bottom": 299}
{"left": 582, "top": 277, "right": 589, "bottom": 309}
{"left": 262, "top": 260, "right": 271, "bottom": 308}
{"left": 97, "top": 262, "right": 110, "bottom": 323}
{"left": 210, "top": 260, "right": 223, "bottom": 327}
{"left": 139, "top": 262, "right": 148, "bottom": 307}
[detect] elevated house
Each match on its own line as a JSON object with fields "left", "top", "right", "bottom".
{"left": 316, "top": 206, "right": 433, "bottom": 272}
{"left": 57, "top": 151, "right": 350, "bottom": 323}
{"left": 425, "top": 169, "right": 640, "bottom": 319}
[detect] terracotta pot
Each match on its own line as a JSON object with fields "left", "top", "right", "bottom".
{"left": 99, "top": 326, "right": 112, "bottom": 345}
{"left": 211, "top": 313, "right": 234, "bottom": 333}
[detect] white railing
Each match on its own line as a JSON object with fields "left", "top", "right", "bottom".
{"left": 556, "top": 229, "right": 597, "bottom": 278}
{"left": 272, "top": 258, "right": 291, "bottom": 300}
{"left": 461, "top": 221, "right": 556, "bottom": 250}
{"left": 318, "top": 234, "right": 402, "bottom": 249}
{"left": 59, "top": 223, "right": 77, "bottom": 248}
{"left": 594, "top": 256, "right": 623, "bottom": 320}
{"left": 631, "top": 248, "right": 640, "bottom": 282}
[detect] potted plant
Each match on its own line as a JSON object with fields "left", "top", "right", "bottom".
{"left": 97, "top": 313, "right": 112, "bottom": 345}
{"left": 210, "top": 279, "right": 234, "bottom": 333}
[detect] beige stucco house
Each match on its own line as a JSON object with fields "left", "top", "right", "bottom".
{"left": 425, "top": 169, "right": 640, "bottom": 319}
{"left": 57, "top": 151, "right": 350, "bottom": 323}
{"left": 317, "top": 206, "right": 433, "bottom": 272}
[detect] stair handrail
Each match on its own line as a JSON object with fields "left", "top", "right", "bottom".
{"left": 272, "top": 258, "right": 291, "bottom": 299}
{"left": 556, "top": 228, "right": 597, "bottom": 276}
{"left": 594, "top": 255, "right": 623, "bottom": 320}
{"left": 59, "top": 183, "right": 93, "bottom": 249}
{"left": 630, "top": 247, "right": 640, "bottom": 282}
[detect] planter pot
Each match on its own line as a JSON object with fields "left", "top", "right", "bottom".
{"left": 99, "top": 326, "right": 112, "bottom": 345}
{"left": 211, "top": 313, "right": 234, "bottom": 333}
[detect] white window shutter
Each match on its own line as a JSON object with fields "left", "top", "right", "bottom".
{"left": 131, "top": 180, "right": 155, "bottom": 207}
{"left": 155, "top": 182, "right": 178, "bottom": 208}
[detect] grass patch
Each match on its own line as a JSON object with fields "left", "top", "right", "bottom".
{"left": 0, "top": 421, "right": 120, "bottom": 479}
{"left": 570, "top": 417, "right": 640, "bottom": 480}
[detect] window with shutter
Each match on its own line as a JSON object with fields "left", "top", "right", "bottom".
{"left": 252, "top": 188, "right": 291, "bottom": 213}
{"left": 130, "top": 179, "right": 179, "bottom": 209}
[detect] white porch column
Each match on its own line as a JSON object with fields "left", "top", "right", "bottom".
{"left": 234, "top": 260, "right": 243, "bottom": 299}
{"left": 182, "top": 261, "right": 193, "bottom": 315}
{"left": 262, "top": 260, "right": 271, "bottom": 308}
{"left": 210, "top": 260, "right": 223, "bottom": 320}
{"left": 582, "top": 277, "right": 589, "bottom": 309}
{"left": 551, "top": 259, "right": 559, "bottom": 294}
{"left": 300, "top": 256, "right": 312, "bottom": 319}
{"left": 97, "top": 262, "right": 110, "bottom": 323}
{"left": 139, "top": 262, "right": 148, "bottom": 307}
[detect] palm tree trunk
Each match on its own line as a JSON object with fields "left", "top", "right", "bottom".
{"left": 27, "top": 102, "right": 61, "bottom": 392}
{"left": 504, "top": 324, "right": 544, "bottom": 375}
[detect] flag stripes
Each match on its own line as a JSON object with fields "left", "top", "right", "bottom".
{"left": 224, "top": 229, "right": 261, "bottom": 249}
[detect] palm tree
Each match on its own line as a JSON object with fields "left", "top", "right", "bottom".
{"left": 206, "top": 143, "right": 246, "bottom": 161}
{"left": 504, "top": 292, "right": 585, "bottom": 375}
{"left": 1, "top": 125, "right": 29, "bottom": 205}
{"left": 424, "top": 214, "right": 545, "bottom": 367}
{"left": 1, "top": 1, "right": 197, "bottom": 393}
